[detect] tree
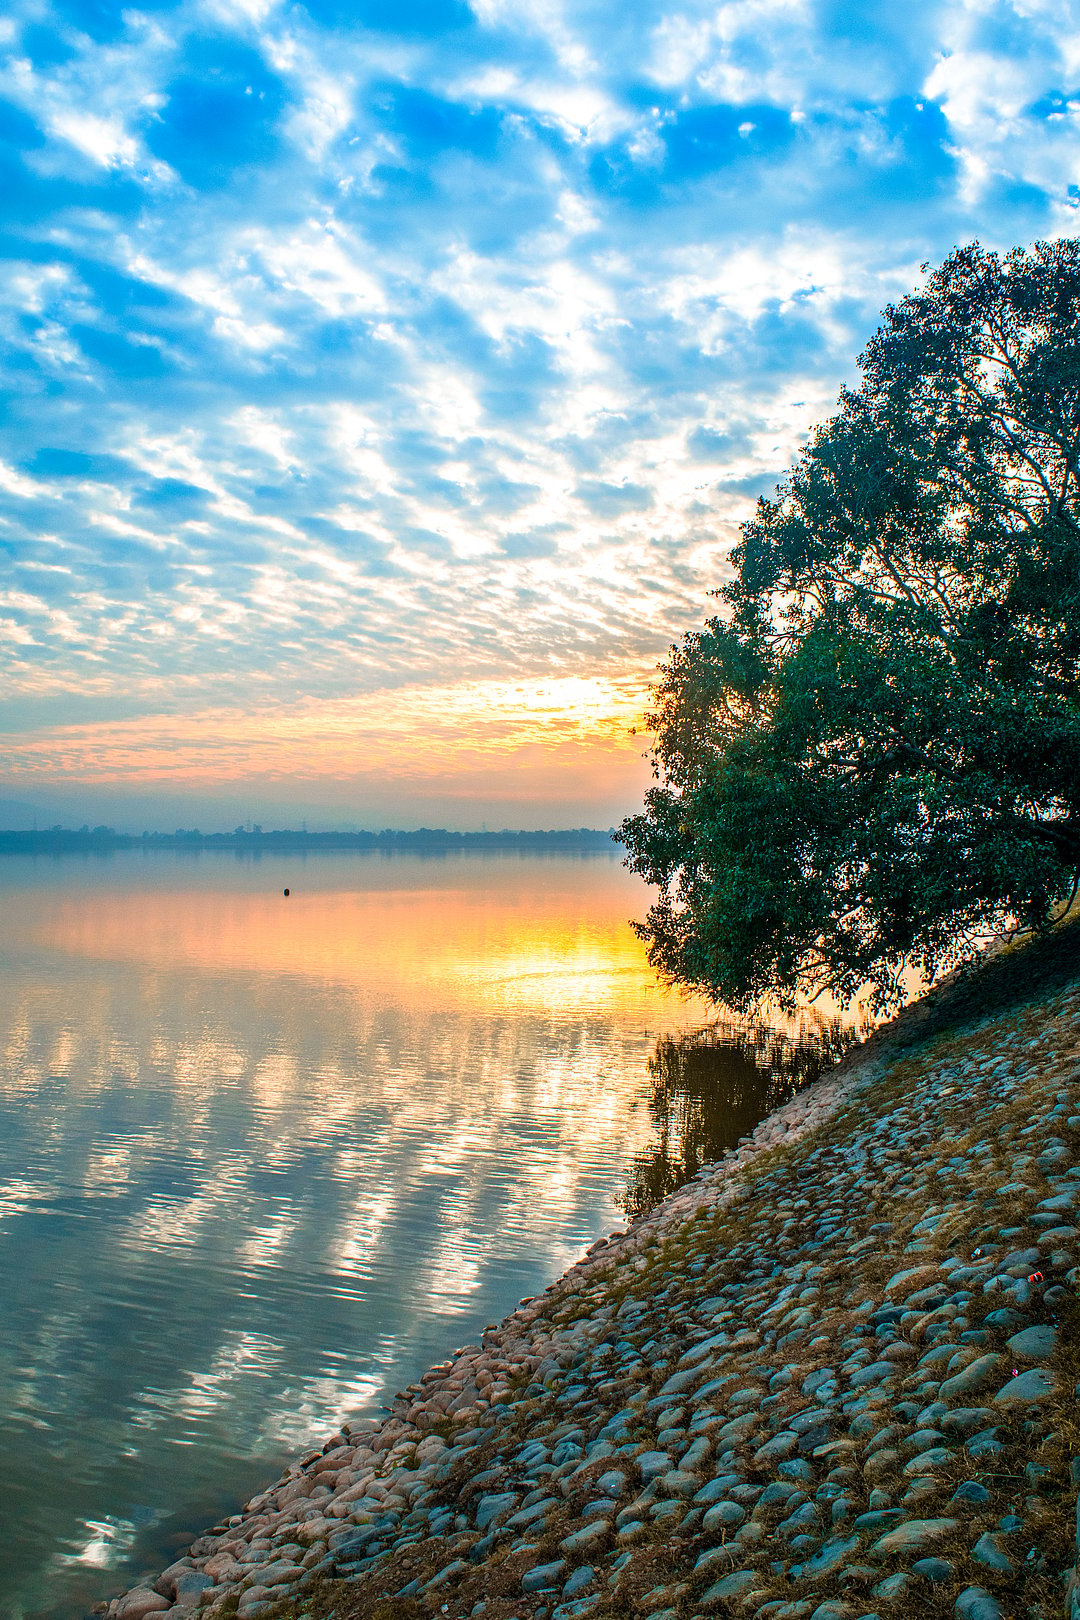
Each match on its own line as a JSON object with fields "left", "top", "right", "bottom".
{"left": 619, "top": 239, "right": 1080, "bottom": 1013}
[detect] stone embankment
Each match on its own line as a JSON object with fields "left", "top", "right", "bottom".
{"left": 107, "top": 948, "right": 1080, "bottom": 1620}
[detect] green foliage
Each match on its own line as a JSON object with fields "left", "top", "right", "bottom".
{"left": 619, "top": 240, "right": 1080, "bottom": 1012}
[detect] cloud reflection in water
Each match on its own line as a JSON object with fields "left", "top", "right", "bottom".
{"left": 0, "top": 850, "right": 709, "bottom": 1620}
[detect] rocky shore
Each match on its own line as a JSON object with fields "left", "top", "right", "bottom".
{"left": 106, "top": 935, "right": 1080, "bottom": 1620}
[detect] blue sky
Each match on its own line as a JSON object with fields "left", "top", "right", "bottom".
{"left": 1, "top": 0, "right": 1079, "bottom": 828}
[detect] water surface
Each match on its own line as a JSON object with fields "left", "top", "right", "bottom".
{"left": 0, "top": 850, "right": 721, "bottom": 1619}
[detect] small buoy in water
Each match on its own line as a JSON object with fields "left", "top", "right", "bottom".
{"left": 283, "top": 887, "right": 290, "bottom": 897}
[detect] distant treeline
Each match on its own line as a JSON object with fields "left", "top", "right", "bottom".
{"left": 0, "top": 825, "right": 617, "bottom": 854}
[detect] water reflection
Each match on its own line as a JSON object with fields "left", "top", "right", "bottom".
{"left": 0, "top": 851, "right": 713, "bottom": 1620}
{"left": 620, "top": 1017, "right": 861, "bottom": 1218}
{"left": 0, "top": 852, "right": 868, "bottom": 1620}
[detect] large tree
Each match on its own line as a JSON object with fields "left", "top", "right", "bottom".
{"left": 619, "top": 240, "right": 1080, "bottom": 1013}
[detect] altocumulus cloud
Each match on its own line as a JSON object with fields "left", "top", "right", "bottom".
{"left": 1, "top": 0, "right": 1079, "bottom": 816}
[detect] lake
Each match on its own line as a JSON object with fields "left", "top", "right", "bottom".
{"left": 0, "top": 850, "right": 715, "bottom": 1618}
{"left": 0, "top": 849, "right": 850, "bottom": 1620}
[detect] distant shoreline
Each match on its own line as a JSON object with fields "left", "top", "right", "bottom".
{"left": 0, "top": 826, "right": 618, "bottom": 855}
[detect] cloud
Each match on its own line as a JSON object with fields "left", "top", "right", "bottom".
{"left": 0, "top": 0, "right": 1078, "bottom": 821}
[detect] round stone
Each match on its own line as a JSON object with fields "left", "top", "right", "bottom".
{"left": 955, "top": 1587, "right": 1004, "bottom": 1620}
{"left": 912, "top": 1556, "right": 954, "bottom": 1583}
{"left": 993, "top": 1367, "right": 1056, "bottom": 1406}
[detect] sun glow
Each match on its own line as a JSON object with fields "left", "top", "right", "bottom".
{"left": 0, "top": 673, "right": 653, "bottom": 799}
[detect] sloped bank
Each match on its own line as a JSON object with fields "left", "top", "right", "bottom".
{"left": 106, "top": 931, "right": 1080, "bottom": 1620}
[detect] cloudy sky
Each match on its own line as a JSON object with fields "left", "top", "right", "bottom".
{"left": 1, "top": 0, "right": 1079, "bottom": 829}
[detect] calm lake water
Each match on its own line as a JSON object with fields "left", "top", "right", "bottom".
{"left": 0, "top": 850, "right": 849, "bottom": 1620}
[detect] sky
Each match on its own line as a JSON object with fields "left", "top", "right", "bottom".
{"left": 1, "top": 0, "right": 1079, "bottom": 830}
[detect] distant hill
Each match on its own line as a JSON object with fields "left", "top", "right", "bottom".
{"left": 0, "top": 825, "right": 617, "bottom": 854}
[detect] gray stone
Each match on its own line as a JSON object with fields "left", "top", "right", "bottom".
{"left": 872, "top": 1517, "right": 958, "bottom": 1557}
{"left": 955, "top": 1588, "right": 1004, "bottom": 1620}
{"left": 951, "top": 1481, "right": 990, "bottom": 1506}
{"left": 872, "top": 1573, "right": 912, "bottom": 1600}
{"left": 695, "top": 1545, "right": 739, "bottom": 1579}
{"left": 939, "top": 1354, "right": 1002, "bottom": 1401}
{"left": 1005, "top": 1324, "right": 1057, "bottom": 1360}
{"left": 115, "top": 1591, "right": 170, "bottom": 1620}
{"left": 754, "top": 1431, "right": 799, "bottom": 1465}
{"left": 559, "top": 1522, "right": 609, "bottom": 1556}
{"left": 475, "top": 1491, "right": 518, "bottom": 1530}
{"left": 551, "top": 1600, "right": 600, "bottom": 1620}
{"left": 853, "top": 1510, "right": 904, "bottom": 1532}
{"left": 849, "top": 1360, "right": 899, "bottom": 1389}
{"left": 993, "top": 1367, "right": 1056, "bottom": 1406}
{"left": 562, "top": 1566, "right": 595, "bottom": 1598}
{"left": 425, "top": 1559, "right": 469, "bottom": 1591}
{"left": 902, "top": 1447, "right": 950, "bottom": 1475}
{"left": 716, "top": 1413, "right": 760, "bottom": 1449}
{"left": 792, "top": 1535, "right": 860, "bottom": 1579}
{"left": 912, "top": 1557, "right": 954, "bottom": 1582}
{"left": 803, "top": 1367, "right": 835, "bottom": 1406}
{"left": 966, "top": 1428, "right": 1004, "bottom": 1460}
{"left": 982, "top": 1307, "right": 1023, "bottom": 1329}
{"left": 778, "top": 1502, "right": 820, "bottom": 1537}
{"left": 236, "top": 1594, "right": 273, "bottom": 1619}
{"left": 1037, "top": 1188, "right": 1077, "bottom": 1211}
{"left": 172, "top": 1574, "right": 213, "bottom": 1600}
{"left": 657, "top": 1365, "right": 703, "bottom": 1397}
{"left": 505, "top": 1497, "right": 556, "bottom": 1530}
{"left": 863, "top": 1448, "right": 899, "bottom": 1482}
{"left": 659, "top": 1468, "right": 700, "bottom": 1498}
{"left": 679, "top": 1436, "right": 711, "bottom": 1472}
{"left": 252, "top": 1562, "right": 300, "bottom": 1589}
{"left": 636, "top": 1450, "right": 671, "bottom": 1481}
{"left": 940, "top": 1408, "right": 993, "bottom": 1437}
{"left": 701, "top": 1570, "right": 759, "bottom": 1605}
{"left": 522, "top": 1560, "right": 566, "bottom": 1593}
{"left": 702, "top": 1500, "right": 747, "bottom": 1532}
{"left": 971, "top": 1533, "right": 1014, "bottom": 1576}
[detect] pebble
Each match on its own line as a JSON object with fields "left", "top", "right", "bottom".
{"left": 912, "top": 1555, "right": 953, "bottom": 1582}
{"left": 1005, "top": 1324, "right": 1057, "bottom": 1359}
{"left": 971, "top": 1532, "right": 1015, "bottom": 1576}
{"left": 955, "top": 1588, "right": 1005, "bottom": 1620}
{"left": 562, "top": 1565, "right": 594, "bottom": 1598}
{"left": 559, "top": 1523, "right": 609, "bottom": 1555}
{"left": 938, "top": 1354, "right": 1002, "bottom": 1400}
{"left": 114, "top": 1591, "right": 169, "bottom": 1620}
{"left": 701, "top": 1569, "right": 758, "bottom": 1602}
{"left": 104, "top": 958, "right": 1080, "bottom": 1620}
{"left": 521, "top": 1560, "right": 565, "bottom": 1593}
{"left": 993, "top": 1367, "right": 1056, "bottom": 1405}
{"left": 703, "top": 1500, "right": 746, "bottom": 1531}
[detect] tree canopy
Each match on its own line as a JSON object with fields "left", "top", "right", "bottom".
{"left": 619, "top": 239, "right": 1080, "bottom": 1013}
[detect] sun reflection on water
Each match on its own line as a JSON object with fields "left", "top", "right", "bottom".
{"left": 29, "top": 871, "right": 672, "bottom": 1025}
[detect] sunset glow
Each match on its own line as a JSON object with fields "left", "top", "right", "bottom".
{"left": 0, "top": 673, "right": 654, "bottom": 821}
